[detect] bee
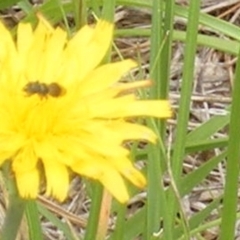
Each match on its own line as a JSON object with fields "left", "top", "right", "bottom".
{"left": 23, "top": 81, "right": 65, "bottom": 98}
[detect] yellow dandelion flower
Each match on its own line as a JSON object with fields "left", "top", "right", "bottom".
{"left": 0, "top": 17, "right": 171, "bottom": 203}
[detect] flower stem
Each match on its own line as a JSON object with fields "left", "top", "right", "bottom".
{"left": 1, "top": 161, "right": 26, "bottom": 240}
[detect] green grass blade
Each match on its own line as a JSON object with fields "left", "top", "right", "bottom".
{"left": 115, "top": 28, "right": 240, "bottom": 56}
{"left": 1, "top": 162, "right": 26, "bottom": 240}
{"left": 123, "top": 207, "right": 146, "bottom": 240}
{"left": 180, "top": 151, "right": 227, "bottom": 196}
{"left": 146, "top": 0, "right": 165, "bottom": 237}
{"left": 175, "top": 197, "right": 222, "bottom": 239}
{"left": 25, "top": 200, "right": 44, "bottom": 240}
{"left": 109, "top": 203, "right": 127, "bottom": 240}
{"left": 185, "top": 138, "right": 228, "bottom": 153}
{"left": 84, "top": 182, "right": 103, "bottom": 240}
{"left": 219, "top": 47, "right": 240, "bottom": 239}
{"left": 175, "top": 5, "right": 240, "bottom": 41}
{"left": 72, "top": 0, "right": 87, "bottom": 28}
{"left": 0, "top": 0, "right": 19, "bottom": 9}
{"left": 102, "top": 0, "right": 116, "bottom": 21}
{"left": 168, "top": 0, "right": 201, "bottom": 237}
{"left": 186, "top": 114, "right": 230, "bottom": 143}
{"left": 146, "top": 0, "right": 175, "bottom": 238}
{"left": 17, "top": 0, "right": 33, "bottom": 13}
{"left": 174, "top": 30, "right": 239, "bottom": 55}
